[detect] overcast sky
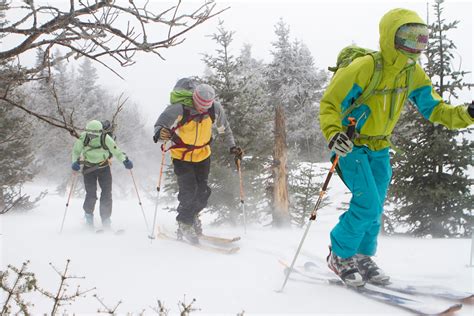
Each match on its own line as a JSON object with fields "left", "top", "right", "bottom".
{"left": 4, "top": 0, "right": 473, "bottom": 128}
{"left": 92, "top": 0, "right": 473, "bottom": 128}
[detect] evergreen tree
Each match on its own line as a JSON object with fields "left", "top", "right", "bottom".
{"left": 0, "top": 0, "right": 43, "bottom": 213}
{"left": 288, "top": 163, "right": 328, "bottom": 227}
{"left": 389, "top": 0, "right": 473, "bottom": 237}
{"left": 201, "top": 21, "right": 272, "bottom": 225}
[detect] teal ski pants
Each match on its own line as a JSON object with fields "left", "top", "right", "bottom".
{"left": 330, "top": 146, "right": 392, "bottom": 259}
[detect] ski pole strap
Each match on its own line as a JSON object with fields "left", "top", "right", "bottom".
{"left": 346, "top": 117, "right": 357, "bottom": 140}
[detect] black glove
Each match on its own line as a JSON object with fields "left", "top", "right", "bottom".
{"left": 328, "top": 132, "right": 353, "bottom": 157}
{"left": 153, "top": 128, "right": 171, "bottom": 143}
{"left": 123, "top": 158, "right": 133, "bottom": 169}
{"left": 468, "top": 101, "right": 474, "bottom": 118}
{"left": 153, "top": 133, "right": 159, "bottom": 143}
{"left": 230, "top": 146, "right": 243, "bottom": 161}
{"left": 71, "top": 161, "right": 81, "bottom": 171}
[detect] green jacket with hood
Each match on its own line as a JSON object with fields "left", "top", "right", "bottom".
{"left": 72, "top": 120, "right": 127, "bottom": 165}
{"left": 320, "top": 8, "right": 474, "bottom": 151}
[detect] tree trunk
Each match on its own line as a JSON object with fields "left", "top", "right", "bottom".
{"left": 0, "top": 187, "right": 5, "bottom": 212}
{"left": 272, "top": 104, "right": 290, "bottom": 227}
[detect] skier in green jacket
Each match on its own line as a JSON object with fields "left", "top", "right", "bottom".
{"left": 71, "top": 120, "right": 133, "bottom": 230}
{"left": 319, "top": 8, "right": 474, "bottom": 287}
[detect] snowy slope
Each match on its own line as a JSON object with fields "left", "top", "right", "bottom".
{"left": 1, "top": 171, "right": 473, "bottom": 315}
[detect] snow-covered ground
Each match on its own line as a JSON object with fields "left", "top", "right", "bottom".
{"left": 1, "top": 171, "right": 473, "bottom": 315}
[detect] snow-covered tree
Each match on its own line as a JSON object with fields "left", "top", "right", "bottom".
{"left": 265, "top": 19, "right": 328, "bottom": 227}
{"left": 389, "top": 0, "right": 473, "bottom": 237}
{"left": 288, "top": 163, "right": 328, "bottom": 227}
{"left": 0, "top": 1, "right": 43, "bottom": 213}
{"left": 201, "top": 21, "right": 272, "bottom": 225}
{"left": 0, "top": 70, "right": 40, "bottom": 213}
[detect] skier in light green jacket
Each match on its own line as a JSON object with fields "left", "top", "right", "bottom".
{"left": 320, "top": 8, "right": 474, "bottom": 287}
{"left": 72, "top": 120, "right": 133, "bottom": 230}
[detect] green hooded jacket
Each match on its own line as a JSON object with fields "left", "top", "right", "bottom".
{"left": 320, "top": 8, "right": 474, "bottom": 151}
{"left": 71, "top": 120, "right": 127, "bottom": 164}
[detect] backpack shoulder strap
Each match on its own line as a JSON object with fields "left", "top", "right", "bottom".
{"left": 341, "top": 52, "right": 383, "bottom": 118}
{"left": 180, "top": 105, "right": 191, "bottom": 126}
{"left": 100, "top": 133, "right": 109, "bottom": 151}
{"left": 83, "top": 134, "right": 91, "bottom": 147}
{"left": 209, "top": 104, "right": 216, "bottom": 123}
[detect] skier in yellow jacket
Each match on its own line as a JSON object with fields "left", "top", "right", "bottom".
{"left": 320, "top": 8, "right": 474, "bottom": 287}
{"left": 153, "top": 78, "right": 242, "bottom": 244}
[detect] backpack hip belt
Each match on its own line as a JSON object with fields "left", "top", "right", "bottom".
{"left": 165, "top": 138, "right": 212, "bottom": 160}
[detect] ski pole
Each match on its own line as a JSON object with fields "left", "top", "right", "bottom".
{"left": 129, "top": 169, "right": 150, "bottom": 232}
{"left": 469, "top": 222, "right": 474, "bottom": 267}
{"left": 236, "top": 158, "right": 247, "bottom": 234}
{"left": 59, "top": 172, "right": 79, "bottom": 233}
{"left": 278, "top": 117, "right": 357, "bottom": 293}
{"left": 149, "top": 143, "right": 167, "bottom": 241}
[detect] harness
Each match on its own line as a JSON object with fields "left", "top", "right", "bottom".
{"left": 165, "top": 105, "right": 216, "bottom": 160}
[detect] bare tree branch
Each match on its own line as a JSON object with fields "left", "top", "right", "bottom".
{"left": 0, "top": 0, "right": 228, "bottom": 135}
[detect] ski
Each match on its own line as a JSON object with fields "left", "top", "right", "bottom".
{"left": 96, "top": 228, "right": 125, "bottom": 235}
{"left": 157, "top": 231, "right": 240, "bottom": 255}
{"left": 198, "top": 234, "right": 241, "bottom": 245}
{"left": 304, "top": 261, "right": 473, "bottom": 304}
{"left": 279, "top": 260, "right": 462, "bottom": 315}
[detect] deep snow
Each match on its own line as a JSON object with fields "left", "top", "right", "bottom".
{"left": 1, "top": 168, "right": 473, "bottom": 315}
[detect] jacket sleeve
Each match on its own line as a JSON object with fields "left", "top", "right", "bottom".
{"left": 153, "top": 104, "right": 183, "bottom": 136}
{"left": 213, "top": 101, "right": 236, "bottom": 148}
{"left": 409, "top": 64, "right": 474, "bottom": 128}
{"left": 319, "top": 56, "right": 373, "bottom": 142}
{"left": 104, "top": 135, "right": 127, "bottom": 162}
{"left": 71, "top": 135, "right": 84, "bottom": 163}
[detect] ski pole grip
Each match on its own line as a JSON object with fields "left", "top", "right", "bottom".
{"left": 346, "top": 117, "right": 357, "bottom": 140}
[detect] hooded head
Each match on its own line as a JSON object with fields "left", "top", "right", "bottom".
{"left": 379, "top": 8, "right": 427, "bottom": 64}
{"left": 85, "top": 120, "right": 103, "bottom": 135}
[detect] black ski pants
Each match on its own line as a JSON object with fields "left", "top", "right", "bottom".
{"left": 82, "top": 165, "right": 113, "bottom": 221}
{"left": 173, "top": 157, "right": 211, "bottom": 225}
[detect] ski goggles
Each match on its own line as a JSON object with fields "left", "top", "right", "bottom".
{"left": 395, "top": 23, "right": 429, "bottom": 54}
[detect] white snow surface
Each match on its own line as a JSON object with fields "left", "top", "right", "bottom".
{"left": 1, "top": 168, "right": 473, "bottom": 315}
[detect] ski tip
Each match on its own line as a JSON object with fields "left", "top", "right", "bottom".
{"left": 278, "top": 259, "right": 290, "bottom": 268}
{"left": 303, "top": 261, "right": 318, "bottom": 270}
{"left": 461, "top": 295, "right": 474, "bottom": 305}
{"left": 439, "top": 303, "right": 462, "bottom": 316}
{"left": 227, "top": 247, "right": 240, "bottom": 254}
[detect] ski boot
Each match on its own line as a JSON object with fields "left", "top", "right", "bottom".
{"left": 84, "top": 212, "right": 94, "bottom": 230}
{"left": 193, "top": 214, "right": 203, "bottom": 236}
{"left": 327, "top": 247, "right": 365, "bottom": 287}
{"left": 177, "top": 221, "right": 199, "bottom": 244}
{"left": 355, "top": 254, "right": 390, "bottom": 285}
{"left": 101, "top": 218, "right": 112, "bottom": 231}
